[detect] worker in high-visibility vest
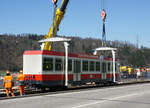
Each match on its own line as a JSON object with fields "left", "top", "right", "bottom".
{"left": 3, "top": 70, "right": 15, "bottom": 97}
{"left": 128, "top": 67, "right": 132, "bottom": 75}
{"left": 17, "top": 70, "right": 25, "bottom": 96}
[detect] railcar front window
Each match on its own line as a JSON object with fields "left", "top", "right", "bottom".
{"left": 96, "top": 62, "right": 100, "bottom": 71}
{"left": 43, "top": 58, "right": 53, "bottom": 71}
{"left": 82, "top": 60, "right": 88, "bottom": 71}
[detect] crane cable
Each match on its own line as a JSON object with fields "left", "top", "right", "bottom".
{"left": 101, "top": 0, "right": 106, "bottom": 47}
{"left": 101, "top": 0, "right": 104, "bottom": 10}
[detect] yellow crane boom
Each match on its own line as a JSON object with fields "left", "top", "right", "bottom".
{"left": 43, "top": 0, "right": 69, "bottom": 50}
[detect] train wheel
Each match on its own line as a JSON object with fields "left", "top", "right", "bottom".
{"left": 41, "top": 87, "right": 46, "bottom": 92}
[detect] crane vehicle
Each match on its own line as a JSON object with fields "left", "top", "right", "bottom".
{"left": 43, "top": 0, "right": 69, "bottom": 51}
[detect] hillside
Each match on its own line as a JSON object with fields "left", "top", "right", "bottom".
{"left": 0, "top": 34, "right": 150, "bottom": 71}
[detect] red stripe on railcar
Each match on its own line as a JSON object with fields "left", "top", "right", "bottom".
{"left": 25, "top": 74, "right": 73, "bottom": 81}
{"left": 24, "top": 50, "right": 120, "bottom": 61}
{"left": 103, "top": 57, "right": 119, "bottom": 61}
{"left": 81, "top": 74, "right": 101, "bottom": 79}
{"left": 106, "top": 73, "right": 120, "bottom": 78}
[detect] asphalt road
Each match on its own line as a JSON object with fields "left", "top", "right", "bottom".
{"left": 1, "top": 83, "right": 150, "bottom": 108}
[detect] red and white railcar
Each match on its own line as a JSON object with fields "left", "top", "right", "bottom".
{"left": 23, "top": 50, "right": 120, "bottom": 88}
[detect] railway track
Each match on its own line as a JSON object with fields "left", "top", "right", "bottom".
{"left": 0, "top": 79, "right": 150, "bottom": 100}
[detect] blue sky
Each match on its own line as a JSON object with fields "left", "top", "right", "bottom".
{"left": 0, "top": 0, "right": 150, "bottom": 48}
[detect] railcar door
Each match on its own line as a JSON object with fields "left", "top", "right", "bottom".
{"left": 102, "top": 62, "right": 107, "bottom": 80}
{"left": 73, "top": 60, "right": 81, "bottom": 81}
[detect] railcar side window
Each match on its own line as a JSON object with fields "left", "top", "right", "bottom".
{"left": 90, "top": 61, "right": 95, "bottom": 71}
{"left": 55, "top": 59, "right": 62, "bottom": 71}
{"left": 108, "top": 62, "right": 111, "bottom": 71}
{"left": 96, "top": 62, "right": 100, "bottom": 71}
{"left": 82, "top": 60, "right": 88, "bottom": 71}
{"left": 102, "top": 62, "right": 106, "bottom": 73}
{"left": 68, "top": 59, "right": 72, "bottom": 71}
{"left": 43, "top": 58, "right": 53, "bottom": 71}
{"left": 115, "top": 63, "right": 118, "bottom": 72}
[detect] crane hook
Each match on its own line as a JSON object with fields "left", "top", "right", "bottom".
{"left": 52, "top": 0, "right": 58, "bottom": 4}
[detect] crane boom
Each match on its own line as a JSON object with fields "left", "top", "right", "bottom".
{"left": 43, "top": 0, "right": 69, "bottom": 50}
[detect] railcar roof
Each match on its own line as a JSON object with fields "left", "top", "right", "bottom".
{"left": 24, "top": 50, "right": 119, "bottom": 61}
